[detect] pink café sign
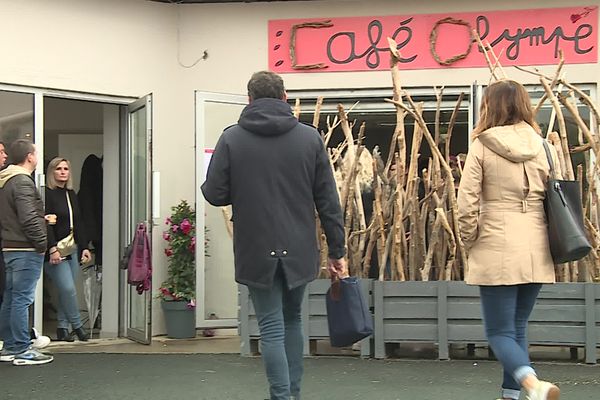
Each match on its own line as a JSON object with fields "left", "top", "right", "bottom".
{"left": 268, "top": 6, "right": 597, "bottom": 72}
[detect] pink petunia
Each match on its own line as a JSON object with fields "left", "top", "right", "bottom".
{"left": 180, "top": 219, "right": 192, "bottom": 235}
{"left": 187, "top": 299, "right": 196, "bottom": 309}
{"left": 165, "top": 217, "right": 172, "bottom": 225}
{"left": 171, "top": 224, "right": 179, "bottom": 233}
{"left": 163, "top": 232, "right": 170, "bottom": 241}
{"left": 164, "top": 248, "right": 173, "bottom": 257}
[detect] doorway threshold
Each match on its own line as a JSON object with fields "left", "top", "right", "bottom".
{"left": 47, "top": 335, "right": 241, "bottom": 354}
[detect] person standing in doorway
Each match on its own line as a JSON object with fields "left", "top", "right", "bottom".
{"left": 202, "top": 71, "right": 346, "bottom": 400}
{"left": 0, "top": 139, "right": 53, "bottom": 366}
{"left": 45, "top": 157, "right": 91, "bottom": 342}
{"left": 457, "top": 80, "right": 561, "bottom": 400}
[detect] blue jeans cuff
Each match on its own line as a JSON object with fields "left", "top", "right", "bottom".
{"left": 501, "top": 388, "right": 520, "bottom": 399}
{"left": 514, "top": 365, "right": 536, "bottom": 384}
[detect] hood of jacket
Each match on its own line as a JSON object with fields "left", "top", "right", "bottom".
{"left": 477, "top": 121, "right": 543, "bottom": 163}
{"left": 238, "top": 98, "right": 299, "bottom": 136}
{"left": 0, "top": 165, "right": 31, "bottom": 188}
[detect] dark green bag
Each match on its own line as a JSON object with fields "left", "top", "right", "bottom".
{"left": 542, "top": 141, "right": 592, "bottom": 264}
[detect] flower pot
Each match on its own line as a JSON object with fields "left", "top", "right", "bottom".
{"left": 161, "top": 300, "right": 196, "bottom": 339}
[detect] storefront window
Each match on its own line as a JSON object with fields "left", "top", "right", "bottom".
{"left": 0, "top": 90, "right": 34, "bottom": 164}
{"left": 289, "top": 87, "right": 470, "bottom": 162}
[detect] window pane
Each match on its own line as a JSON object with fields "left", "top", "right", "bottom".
{"left": 0, "top": 90, "right": 34, "bottom": 165}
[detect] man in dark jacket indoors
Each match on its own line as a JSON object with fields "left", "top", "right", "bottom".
{"left": 202, "top": 71, "right": 346, "bottom": 400}
{"left": 0, "top": 139, "right": 53, "bottom": 366}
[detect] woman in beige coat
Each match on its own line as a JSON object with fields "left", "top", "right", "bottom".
{"left": 457, "top": 80, "right": 561, "bottom": 400}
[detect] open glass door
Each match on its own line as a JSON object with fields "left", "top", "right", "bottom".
{"left": 195, "top": 92, "right": 247, "bottom": 329}
{"left": 125, "top": 94, "right": 152, "bottom": 343}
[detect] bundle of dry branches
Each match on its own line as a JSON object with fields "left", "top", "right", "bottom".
{"left": 303, "top": 34, "right": 600, "bottom": 283}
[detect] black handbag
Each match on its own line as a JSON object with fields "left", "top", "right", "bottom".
{"left": 542, "top": 141, "right": 592, "bottom": 264}
{"left": 326, "top": 276, "right": 373, "bottom": 347}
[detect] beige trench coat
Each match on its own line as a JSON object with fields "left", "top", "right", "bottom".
{"left": 457, "top": 122, "right": 561, "bottom": 286}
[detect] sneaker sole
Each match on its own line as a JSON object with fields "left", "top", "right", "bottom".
{"left": 12, "top": 357, "right": 54, "bottom": 366}
{"left": 0, "top": 356, "right": 15, "bottom": 362}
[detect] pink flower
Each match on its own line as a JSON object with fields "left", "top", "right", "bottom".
{"left": 187, "top": 299, "right": 196, "bottom": 309}
{"left": 164, "top": 248, "right": 173, "bottom": 257}
{"left": 165, "top": 217, "right": 172, "bottom": 225}
{"left": 163, "top": 232, "right": 170, "bottom": 241}
{"left": 160, "top": 287, "right": 171, "bottom": 296}
{"left": 172, "top": 224, "right": 179, "bottom": 233}
{"left": 180, "top": 219, "right": 192, "bottom": 235}
{"left": 188, "top": 236, "right": 196, "bottom": 253}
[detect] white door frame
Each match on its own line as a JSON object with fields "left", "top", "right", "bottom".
{"left": 0, "top": 82, "right": 137, "bottom": 336}
{"left": 194, "top": 91, "right": 247, "bottom": 329}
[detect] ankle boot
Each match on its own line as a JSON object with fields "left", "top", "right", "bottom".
{"left": 56, "top": 328, "right": 74, "bottom": 342}
{"left": 73, "top": 326, "right": 89, "bottom": 342}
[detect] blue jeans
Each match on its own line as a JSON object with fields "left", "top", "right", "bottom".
{"left": 0, "top": 251, "right": 44, "bottom": 354}
{"left": 480, "top": 284, "right": 542, "bottom": 400}
{"left": 45, "top": 252, "right": 83, "bottom": 330}
{"left": 248, "top": 268, "right": 307, "bottom": 400}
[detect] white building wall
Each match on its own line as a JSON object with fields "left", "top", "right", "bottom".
{"left": 0, "top": 0, "right": 597, "bottom": 335}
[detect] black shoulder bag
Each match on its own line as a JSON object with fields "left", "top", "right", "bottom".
{"left": 542, "top": 140, "right": 592, "bottom": 264}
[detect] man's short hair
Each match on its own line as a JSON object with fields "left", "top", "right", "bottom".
{"left": 247, "top": 71, "right": 285, "bottom": 100}
{"left": 9, "top": 139, "right": 35, "bottom": 164}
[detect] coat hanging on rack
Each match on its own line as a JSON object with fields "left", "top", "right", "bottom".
{"left": 79, "top": 154, "right": 103, "bottom": 264}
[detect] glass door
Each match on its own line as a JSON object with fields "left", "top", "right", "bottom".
{"left": 195, "top": 92, "right": 247, "bottom": 329}
{"left": 125, "top": 94, "right": 152, "bottom": 343}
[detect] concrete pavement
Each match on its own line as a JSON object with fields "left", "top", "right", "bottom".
{"left": 1, "top": 353, "right": 599, "bottom": 400}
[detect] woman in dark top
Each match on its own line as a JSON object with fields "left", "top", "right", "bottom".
{"left": 45, "top": 157, "right": 91, "bottom": 342}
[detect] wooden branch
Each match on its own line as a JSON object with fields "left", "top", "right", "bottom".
{"left": 312, "top": 96, "right": 324, "bottom": 128}
{"left": 540, "top": 78, "right": 574, "bottom": 179}
{"left": 436, "top": 208, "right": 457, "bottom": 281}
{"left": 472, "top": 29, "right": 498, "bottom": 80}
{"left": 388, "top": 37, "right": 408, "bottom": 187}
{"left": 421, "top": 205, "right": 441, "bottom": 281}
{"left": 484, "top": 40, "right": 507, "bottom": 79}
{"left": 372, "top": 148, "right": 388, "bottom": 280}
{"left": 434, "top": 86, "right": 444, "bottom": 146}
{"left": 293, "top": 98, "right": 301, "bottom": 119}
{"left": 559, "top": 94, "right": 600, "bottom": 159}
{"left": 445, "top": 92, "right": 465, "bottom": 163}
{"left": 290, "top": 20, "right": 332, "bottom": 70}
{"left": 558, "top": 79, "right": 600, "bottom": 132}
{"left": 529, "top": 51, "right": 565, "bottom": 116}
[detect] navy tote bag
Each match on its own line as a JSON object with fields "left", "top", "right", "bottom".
{"left": 326, "top": 276, "right": 373, "bottom": 347}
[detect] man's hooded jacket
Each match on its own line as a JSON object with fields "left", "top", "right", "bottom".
{"left": 202, "top": 98, "right": 345, "bottom": 289}
{"left": 0, "top": 165, "right": 47, "bottom": 253}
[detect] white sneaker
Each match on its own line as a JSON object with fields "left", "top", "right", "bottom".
{"left": 526, "top": 380, "right": 560, "bottom": 400}
{"left": 31, "top": 335, "right": 51, "bottom": 349}
{"left": 0, "top": 350, "right": 16, "bottom": 362}
{"left": 30, "top": 327, "right": 51, "bottom": 349}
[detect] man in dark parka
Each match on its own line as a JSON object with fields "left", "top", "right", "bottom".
{"left": 202, "top": 71, "right": 346, "bottom": 400}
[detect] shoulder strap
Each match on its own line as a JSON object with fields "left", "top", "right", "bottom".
{"left": 541, "top": 140, "right": 556, "bottom": 180}
{"left": 65, "top": 191, "right": 74, "bottom": 230}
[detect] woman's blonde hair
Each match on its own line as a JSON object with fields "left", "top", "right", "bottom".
{"left": 46, "top": 157, "right": 73, "bottom": 190}
{"left": 472, "top": 79, "right": 540, "bottom": 138}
